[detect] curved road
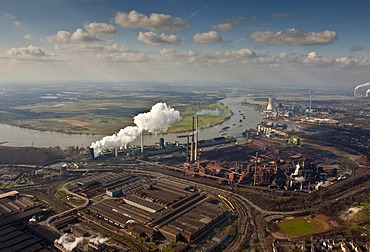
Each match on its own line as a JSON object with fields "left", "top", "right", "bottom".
{"left": 39, "top": 180, "right": 90, "bottom": 235}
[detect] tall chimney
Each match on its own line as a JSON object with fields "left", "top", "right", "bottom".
{"left": 190, "top": 116, "right": 195, "bottom": 162}
{"left": 140, "top": 132, "right": 144, "bottom": 153}
{"left": 186, "top": 135, "right": 190, "bottom": 162}
{"left": 309, "top": 90, "right": 313, "bottom": 112}
{"left": 89, "top": 147, "right": 95, "bottom": 159}
{"left": 254, "top": 152, "right": 258, "bottom": 185}
{"left": 194, "top": 116, "right": 199, "bottom": 161}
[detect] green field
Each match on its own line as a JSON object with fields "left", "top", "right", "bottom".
{"left": 167, "top": 102, "right": 231, "bottom": 133}
{"left": 360, "top": 202, "right": 370, "bottom": 211}
{"left": 277, "top": 219, "right": 317, "bottom": 236}
{"left": 2, "top": 99, "right": 231, "bottom": 135}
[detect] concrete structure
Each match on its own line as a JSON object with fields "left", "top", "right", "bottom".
{"left": 266, "top": 97, "right": 275, "bottom": 111}
{"left": 86, "top": 178, "right": 227, "bottom": 246}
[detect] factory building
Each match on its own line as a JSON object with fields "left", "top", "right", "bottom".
{"left": 86, "top": 178, "right": 227, "bottom": 245}
{"left": 0, "top": 194, "right": 56, "bottom": 251}
{"left": 159, "top": 200, "right": 226, "bottom": 243}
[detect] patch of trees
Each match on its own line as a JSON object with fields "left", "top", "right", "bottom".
{"left": 0, "top": 146, "right": 66, "bottom": 165}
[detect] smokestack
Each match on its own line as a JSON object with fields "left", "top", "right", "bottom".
{"left": 194, "top": 116, "right": 199, "bottom": 161}
{"left": 140, "top": 132, "right": 144, "bottom": 153}
{"left": 114, "top": 147, "right": 118, "bottom": 157}
{"left": 254, "top": 152, "right": 258, "bottom": 185}
{"left": 90, "top": 102, "right": 181, "bottom": 157}
{"left": 190, "top": 116, "right": 195, "bottom": 162}
{"left": 186, "top": 135, "right": 190, "bottom": 162}
{"left": 159, "top": 137, "right": 165, "bottom": 149}
{"left": 309, "top": 90, "right": 313, "bottom": 112}
{"left": 89, "top": 147, "right": 95, "bottom": 159}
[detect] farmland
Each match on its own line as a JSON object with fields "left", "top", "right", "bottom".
{"left": 0, "top": 83, "right": 231, "bottom": 135}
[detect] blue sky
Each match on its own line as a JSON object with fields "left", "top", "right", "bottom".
{"left": 0, "top": 0, "right": 370, "bottom": 88}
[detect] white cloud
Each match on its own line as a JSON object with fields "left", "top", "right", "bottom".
{"left": 356, "top": 57, "right": 370, "bottom": 66}
{"left": 335, "top": 57, "right": 355, "bottom": 68}
{"left": 303, "top": 51, "right": 333, "bottom": 66}
{"left": 97, "top": 42, "right": 148, "bottom": 62}
{"left": 251, "top": 28, "right": 337, "bottom": 45}
{"left": 115, "top": 10, "right": 187, "bottom": 32}
{"left": 193, "top": 31, "right": 223, "bottom": 44}
{"left": 159, "top": 48, "right": 197, "bottom": 64}
{"left": 98, "top": 51, "right": 147, "bottom": 62}
{"left": 84, "top": 22, "right": 117, "bottom": 35}
{"left": 137, "top": 31, "right": 180, "bottom": 46}
{"left": 277, "top": 52, "right": 302, "bottom": 63}
{"left": 220, "top": 48, "right": 256, "bottom": 58}
{"left": 47, "top": 28, "right": 100, "bottom": 44}
{"left": 158, "top": 48, "right": 258, "bottom": 65}
{"left": 6, "top": 45, "right": 47, "bottom": 58}
{"left": 159, "top": 48, "right": 197, "bottom": 58}
{"left": 23, "top": 34, "right": 33, "bottom": 40}
{"left": 211, "top": 17, "right": 244, "bottom": 32}
{"left": 2, "top": 12, "right": 24, "bottom": 29}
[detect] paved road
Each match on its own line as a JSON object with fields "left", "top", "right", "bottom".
{"left": 39, "top": 180, "right": 90, "bottom": 235}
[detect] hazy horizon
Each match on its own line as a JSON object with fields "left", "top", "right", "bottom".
{"left": 1, "top": 0, "right": 370, "bottom": 88}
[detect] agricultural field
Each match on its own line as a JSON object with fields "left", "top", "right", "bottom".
{"left": 4, "top": 100, "right": 230, "bottom": 135}
{"left": 0, "top": 84, "right": 231, "bottom": 135}
{"left": 8, "top": 100, "right": 150, "bottom": 135}
{"left": 167, "top": 102, "right": 232, "bottom": 133}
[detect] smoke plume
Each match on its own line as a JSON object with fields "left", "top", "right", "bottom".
{"left": 196, "top": 108, "right": 221, "bottom": 116}
{"left": 354, "top": 82, "right": 370, "bottom": 97}
{"left": 89, "top": 236, "right": 109, "bottom": 245}
{"left": 91, "top": 102, "right": 181, "bottom": 156}
{"left": 293, "top": 164, "right": 300, "bottom": 176}
{"left": 55, "top": 233, "right": 83, "bottom": 252}
{"left": 294, "top": 176, "right": 305, "bottom": 182}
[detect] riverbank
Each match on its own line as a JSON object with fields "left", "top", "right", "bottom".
{"left": 0, "top": 97, "right": 261, "bottom": 148}
{"left": 3, "top": 102, "right": 232, "bottom": 136}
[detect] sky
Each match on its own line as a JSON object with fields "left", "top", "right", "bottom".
{"left": 1, "top": 0, "right": 370, "bottom": 88}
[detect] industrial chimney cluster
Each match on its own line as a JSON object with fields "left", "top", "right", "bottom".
{"left": 186, "top": 116, "right": 199, "bottom": 162}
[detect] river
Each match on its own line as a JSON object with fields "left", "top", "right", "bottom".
{"left": 0, "top": 97, "right": 261, "bottom": 149}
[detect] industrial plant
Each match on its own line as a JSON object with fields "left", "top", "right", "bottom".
{"left": 0, "top": 86, "right": 369, "bottom": 252}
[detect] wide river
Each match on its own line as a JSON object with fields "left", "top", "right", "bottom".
{"left": 0, "top": 97, "right": 261, "bottom": 149}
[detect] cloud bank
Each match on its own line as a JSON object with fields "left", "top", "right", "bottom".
{"left": 251, "top": 28, "right": 337, "bottom": 45}
{"left": 115, "top": 10, "right": 187, "bottom": 32}
{"left": 138, "top": 31, "right": 180, "bottom": 46}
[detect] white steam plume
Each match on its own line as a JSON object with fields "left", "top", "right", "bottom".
{"left": 196, "top": 108, "right": 221, "bottom": 116}
{"left": 90, "top": 102, "right": 181, "bottom": 156}
{"left": 89, "top": 236, "right": 109, "bottom": 245}
{"left": 366, "top": 89, "right": 370, "bottom": 97}
{"left": 55, "top": 233, "right": 83, "bottom": 252}
{"left": 294, "top": 176, "right": 305, "bottom": 182}
{"left": 354, "top": 82, "right": 370, "bottom": 96}
{"left": 293, "top": 164, "right": 300, "bottom": 176}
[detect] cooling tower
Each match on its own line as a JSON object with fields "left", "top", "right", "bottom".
{"left": 266, "top": 97, "right": 275, "bottom": 111}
